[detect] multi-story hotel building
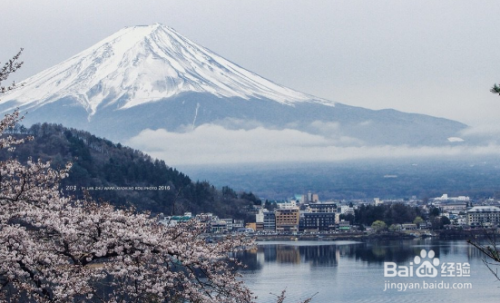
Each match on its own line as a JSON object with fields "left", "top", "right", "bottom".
{"left": 275, "top": 208, "right": 300, "bottom": 232}
{"left": 467, "top": 206, "right": 500, "bottom": 227}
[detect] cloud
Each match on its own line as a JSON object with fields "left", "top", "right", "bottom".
{"left": 358, "top": 120, "right": 373, "bottom": 127}
{"left": 459, "top": 125, "right": 500, "bottom": 145}
{"left": 461, "top": 125, "right": 500, "bottom": 138}
{"left": 203, "top": 118, "right": 265, "bottom": 130}
{"left": 126, "top": 124, "right": 500, "bottom": 165}
{"left": 309, "top": 121, "right": 340, "bottom": 132}
{"left": 447, "top": 137, "right": 464, "bottom": 143}
{"left": 306, "top": 121, "right": 364, "bottom": 145}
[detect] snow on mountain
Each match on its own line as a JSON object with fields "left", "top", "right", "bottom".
{"left": 3, "top": 23, "right": 330, "bottom": 116}
{"left": 0, "top": 23, "right": 467, "bottom": 147}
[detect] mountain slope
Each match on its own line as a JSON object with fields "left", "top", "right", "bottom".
{"left": 0, "top": 123, "right": 258, "bottom": 219}
{"left": 0, "top": 23, "right": 467, "bottom": 146}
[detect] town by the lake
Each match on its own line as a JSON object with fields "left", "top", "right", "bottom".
{"left": 159, "top": 192, "right": 499, "bottom": 239}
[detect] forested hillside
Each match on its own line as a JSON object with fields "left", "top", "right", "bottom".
{"left": 0, "top": 122, "right": 260, "bottom": 220}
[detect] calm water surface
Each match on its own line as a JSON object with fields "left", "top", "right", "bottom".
{"left": 239, "top": 239, "right": 500, "bottom": 303}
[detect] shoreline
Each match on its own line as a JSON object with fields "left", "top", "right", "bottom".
{"left": 254, "top": 229, "right": 497, "bottom": 242}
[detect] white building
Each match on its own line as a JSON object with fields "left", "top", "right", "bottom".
{"left": 159, "top": 212, "right": 192, "bottom": 226}
{"left": 456, "top": 215, "right": 467, "bottom": 226}
{"left": 340, "top": 205, "right": 355, "bottom": 215}
{"left": 434, "top": 194, "right": 470, "bottom": 203}
{"left": 277, "top": 200, "right": 297, "bottom": 209}
{"left": 467, "top": 206, "right": 500, "bottom": 227}
{"left": 256, "top": 209, "right": 264, "bottom": 223}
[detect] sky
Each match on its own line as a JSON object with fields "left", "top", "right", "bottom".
{"left": 3, "top": 1, "right": 500, "bottom": 165}
{"left": 2, "top": 0, "right": 500, "bottom": 128}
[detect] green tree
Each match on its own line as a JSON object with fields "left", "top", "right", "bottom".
{"left": 413, "top": 216, "right": 424, "bottom": 227}
{"left": 239, "top": 191, "right": 261, "bottom": 205}
{"left": 429, "top": 207, "right": 440, "bottom": 217}
{"left": 440, "top": 216, "right": 451, "bottom": 227}
{"left": 389, "top": 224, "right": 401, "bottom": 233}
{"left": 491, "top": 83, "right": 500, "bottom": 95}
{"left": 371, "top": 220, "right": 387, "bottom": 232}
{"left": 265, "top": 200, "right": 278, "bottom": 212}
{"left": 430, "top": 216, "right": 450, "bottom": 230}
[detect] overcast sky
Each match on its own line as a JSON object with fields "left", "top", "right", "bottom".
{"left": 2, "top": 0, "right": 500, "bottom": 128}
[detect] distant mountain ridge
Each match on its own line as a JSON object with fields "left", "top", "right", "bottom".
{"left": 1, "top": 23, "right": 466, "bottom": 145}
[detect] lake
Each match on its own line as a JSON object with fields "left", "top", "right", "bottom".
{"left": 239, "top": 239, "right": 500, "bottom": 303}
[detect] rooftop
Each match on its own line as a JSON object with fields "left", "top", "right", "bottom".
{"left": 468, "top": 206, "right": 500, "bottom": 213}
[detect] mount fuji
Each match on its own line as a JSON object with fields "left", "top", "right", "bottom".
{"left": 1, "top": 23, "right": 466, "bottom": 146}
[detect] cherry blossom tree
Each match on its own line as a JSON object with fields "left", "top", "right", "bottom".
{"left": 1, "top": 52, "right": 256, "bottom": 302}
{"left": 0, "top": 109, "right": 258, "bottom": 302}
{"left": 0, "top": 48, "right": 23, "bottom": 94}
{"left": 0, "top": 51, "right": 312, "bottom": 303}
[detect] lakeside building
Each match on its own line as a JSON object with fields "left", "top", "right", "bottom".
{"left": 255, "top": 209, "right": 264, "bottom": 231}
{"left": 256, "top": 209, "right": 278, "bottom": 231}
{"left": 275, "top": 208, "right": 300, "bottom": 232}
{"left": 300, "top": 212, "right": 337, "bottom": 232}
{"left": 467, "top": 206, "right": 500, "bottom": 227}
{"left": 159, "top": 212, "right": 192, "bottom": 226}
{"left": 221, "top": 218, "right": 234, "bottom": 231}
{"left": 338, "top": 221, "right": 352, "bottom": 232}
{"left": 264, "top": 211, "right": 276, "bottom": 231}
{"left": 256, "top": 222, "right": 264, "bottom": 231}
{"left": 233, "top": 219, "right": 245, "bottom": 229}
{"left": 246, "top": 222, "right": 257, "bottom": 231}
{"left": 256, "top": 209, "right": 264, "bottom": 224}
{"left": 306, "top": 202, "right": 337, "bottom": 213}
{"left": 401, "top": 223, "right": 418, "bottom": 230}
{"left": 195, "top": 213, "right": 217, "bottom": 223}
{"left": 258, "top": 201, "right": 342, "bottom": 232}
{"left": 211, "top": 221, "right": 228, "bottom": 233}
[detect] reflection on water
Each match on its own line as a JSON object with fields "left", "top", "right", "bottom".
{"left": 240, "top": 239, "right": 485, "bottom": 270}
{"left": 239, "top": 239, "right": 498, "bottom": 303}
{"left": 240, "top": 243, "right": 341, "bottom": 268}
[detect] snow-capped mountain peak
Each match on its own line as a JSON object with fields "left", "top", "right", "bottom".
{"left": 3, "top": 23, "right": 330, "bottom": 116}
{"left": 0, "top": 23, "right": 466, "bottom": 148}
